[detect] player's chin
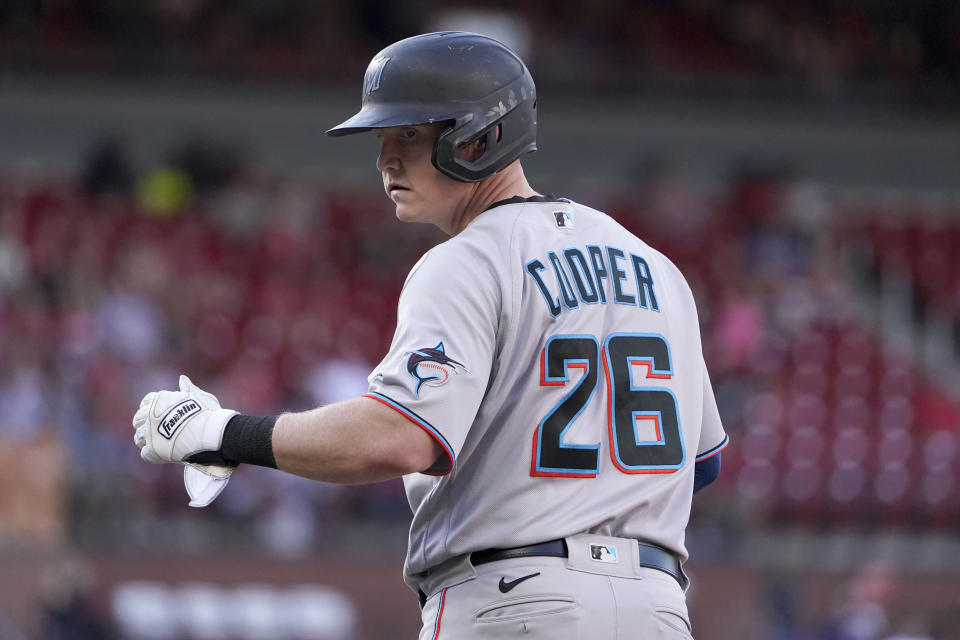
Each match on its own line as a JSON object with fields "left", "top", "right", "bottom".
{"left": 393, "top": 202, "right": 422, "bottom": 223}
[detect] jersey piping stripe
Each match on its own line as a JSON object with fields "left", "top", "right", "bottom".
{"left": 363, "top": 392, "right": 455, "bottom": 475}
{"left": 695, "top": 434, "right": 730, "bottom": 462}
{"left": 431, "top": 587, "right": 448, "bottom": 640}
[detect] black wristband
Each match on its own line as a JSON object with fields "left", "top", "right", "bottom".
{"left": 220, "top": 414, "right": 278, "bottom": 469}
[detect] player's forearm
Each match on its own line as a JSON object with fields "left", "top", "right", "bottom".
{"left": 271, "top": 396, "right": 440, "bottom": 484}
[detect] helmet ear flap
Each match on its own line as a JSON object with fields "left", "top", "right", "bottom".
{"left": 432, "top": 122, "right": 491, "bottom": 182}
{"left": 433, "top": 100, "right": 537, "bottom": 182}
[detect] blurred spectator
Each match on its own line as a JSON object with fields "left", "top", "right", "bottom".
{"left": 0, "top": 362, "right": 50, "bottom": 440}
{"left": 170, "top": 136, "right": 241, "bottom": 198}
{"left": 305, "top": 344, "right": 374, "bottom": 407}
{"left": 0, "top": 426, "right": 65, "bottom": 547}
{"left": 0, "top": 211, "right": 28, "bottom": 296}
{"left": 762, "top": 578, "right": 803, "bottom": 640}
{"left": 208, "top": 168, "right": 271, "bottom": 238}
{"left": 816, "top": 562, "right": 898, "bottom": 640}
{"left": 95, "top": 290, "right": 164, "bottom": 364}
{"left": 136, "top": 165, "right": 193, "bottom": 218}
{"left": 635, "top": 160, "right": 713, "bottom": 255}
{"left": 713, "top": 281, "right": 766, "bottom": 374}
{"left": 32, "top": 558, "right": 116, "bottom": 640}
{"left": 255, "top": 474, "right": 325, "bottom": 556}
{"left": 79, "top": 137, "right": 133, "bottom": 199}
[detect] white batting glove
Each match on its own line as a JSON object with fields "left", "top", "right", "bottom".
{"left": 132, "top": 375, "right": 238, "bottom": 508}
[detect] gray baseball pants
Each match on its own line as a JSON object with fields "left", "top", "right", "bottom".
{"left": 417, "top": 534, "right": 693, "bottom": 639}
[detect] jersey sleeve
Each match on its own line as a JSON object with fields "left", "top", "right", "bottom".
{"left": 695, "top": 359, "right": 728, "bottom": 461}
{"left": 365, "top": 241, "right": 500, "bottom": 476}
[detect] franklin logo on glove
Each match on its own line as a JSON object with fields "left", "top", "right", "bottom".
{"left": 158, "top": 400, "right": 201, "bottom": 439}
{"left": 133, "top": 375, "right": 240, "bottom": 507}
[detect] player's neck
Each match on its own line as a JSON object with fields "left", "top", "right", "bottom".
{"left": 449, "top": 162, "right": 537, "bottom": 235}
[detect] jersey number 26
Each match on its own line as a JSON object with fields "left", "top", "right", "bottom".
{"left": 531, "top": 333, "right": 684, "bottom": 477}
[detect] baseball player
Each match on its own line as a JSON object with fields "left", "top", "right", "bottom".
{"left": 132, "top": 32, "right": 728, "bottom": 639}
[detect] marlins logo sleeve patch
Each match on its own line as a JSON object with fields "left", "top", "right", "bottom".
{"left": 405, "top": 341, "right": 467, "bottom": 397}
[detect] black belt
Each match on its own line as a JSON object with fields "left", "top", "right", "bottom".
{"left": 418, "top": 539, "right": 686, "bottom": 608}
{"left": 471, "top": 540, "right": 569, "bottom": 565}
{"left": 471, "top": 538, "right": 688, "bottom": 589}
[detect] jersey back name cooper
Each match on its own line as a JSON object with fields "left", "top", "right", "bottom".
{"left": 364, "top": 196, "right": 729, "bottom": 588}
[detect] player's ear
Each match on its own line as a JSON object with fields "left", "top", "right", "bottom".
{"left": 460, "top": 126, "right": 496, "bottom": 163}
{"left": 459, "top": 140, "right": 482, "bottom": 162}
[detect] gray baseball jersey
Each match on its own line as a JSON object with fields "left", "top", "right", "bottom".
{"left": 365, "top": 197, "right": 728, "bottom": 587}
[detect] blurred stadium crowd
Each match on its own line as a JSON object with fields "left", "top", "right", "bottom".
{"left": 0, "top": 143, "right": 440, "bottom": 554}
{"left": 2, "top": 138, "right": 958, "bottom": 553}
{"left": 1, "top": 0, "right": 958, "bottom": 93}
{"left": 3, "top": 135, "right": 960, "bottom": 638}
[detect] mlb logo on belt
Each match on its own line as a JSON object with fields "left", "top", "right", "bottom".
{"left": 589, "top": 544, "right": 618, "bottom": 563}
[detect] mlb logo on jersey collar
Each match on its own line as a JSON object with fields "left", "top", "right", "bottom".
{"left": 553, "top": 210, "right": 573, "bottom": 228}
{"left": 590, "top": 544, "right": 619, "bottom": 563}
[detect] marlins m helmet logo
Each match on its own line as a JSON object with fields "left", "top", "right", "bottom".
{"left": 363, "top": 56, "right": 391, "bottom": 95}
{"left": 406, "top": 341, "right": 466, "bottom": 397}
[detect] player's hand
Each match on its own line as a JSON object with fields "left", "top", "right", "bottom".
{"left": 132, "top": 375, "right": 238, "bottom": 507}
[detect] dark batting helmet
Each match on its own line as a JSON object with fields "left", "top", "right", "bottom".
{"left": 327, "top": 31, "right": 537, "bottom": 183}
